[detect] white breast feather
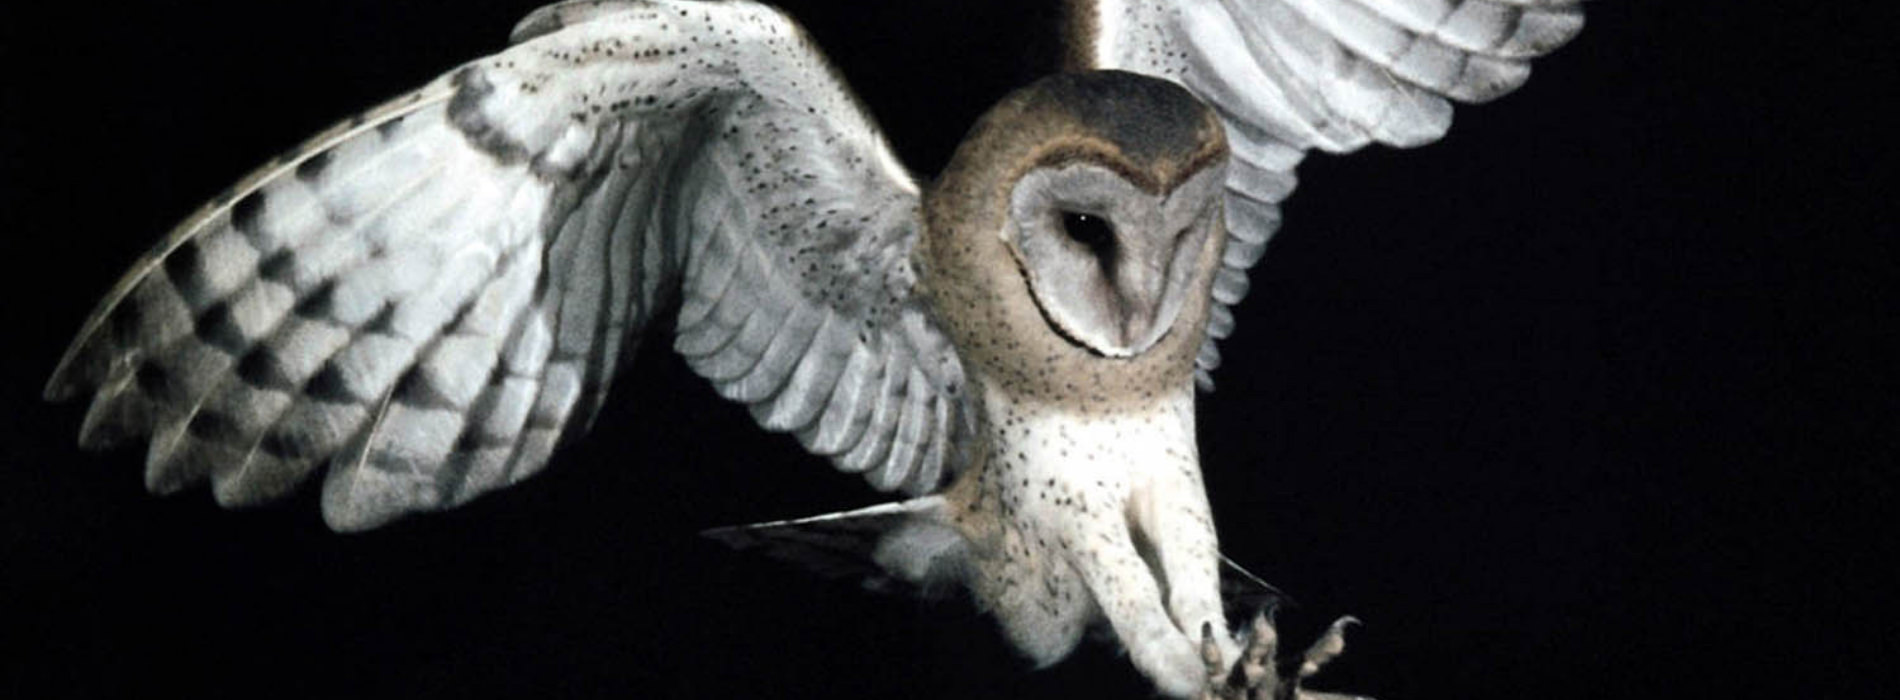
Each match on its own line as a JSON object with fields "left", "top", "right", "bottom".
{"left": 964, "top": 382, "right": 1227, "bottom": 697}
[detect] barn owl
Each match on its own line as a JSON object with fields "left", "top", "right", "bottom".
{"left": 44, "top": 0, "right": 1584, "bottom": 697}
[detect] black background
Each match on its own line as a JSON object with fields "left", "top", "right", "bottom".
{"left": 1, "top": 2, "right": 1891, "bottom": 699}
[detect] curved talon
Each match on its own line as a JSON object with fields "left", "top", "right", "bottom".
{"left": 1198, "top": 621, "right": 1227, "bottom": 700}
{"left": 1192, "top": 612, "right": 1369, "bottom": 700}
{"left": 1244, "top": 610, "right": 1276, "bottom": 665}
{"left": 1201, "top": 621, "right": 1224, "bottom": 667}
{"left": 1236, "top": 610, "right": 1275, "bottom": 695}
{"left": 1298, "top": 616, "right": 1360, "bottom": 680}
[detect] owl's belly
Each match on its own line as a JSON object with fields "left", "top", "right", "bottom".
{"left": 943, "top": 382, "right": 1226, "bottom": 687}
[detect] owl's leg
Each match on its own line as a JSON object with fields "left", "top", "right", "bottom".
{"left": 1065, "top": 521, "right": 1204, "bottom": 698}
{"left": 1129, "top": 467, "right": 1236, "bottom": 663}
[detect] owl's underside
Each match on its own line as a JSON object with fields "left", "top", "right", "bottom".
{"left": 45, "top": 0, "right": 1583, "bottom": 697}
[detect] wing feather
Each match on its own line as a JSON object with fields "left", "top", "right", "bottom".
{"left": 869, "top": 366, "right": 933, "bottom": 491}
{"left": 701, "top": 302, "right": 782, "bottom": 384}
{"left": 674, "top": 237, "right": 742, "bottom": 339}
{"left": 673, "top": 223, "right": 751, "bottom": 358}
{"left": 836, "top": 344, "right": 908, "bottom": 474}
{"left": 754, "top": 309, "right": 852, "bottom": 432}
{"left": 730, "top": 303, "right": 824, "bottom": 403}
{"left": 802, "top": 340, "right": 883, "bottom": 455}
{"left": 440, "top": 296, "right": 548, "bottom": 506}
{"left": 49, "top": 0, "right": 969, "bottom": 529}
{"left": 905, "top": 385, "right": 953, "bottom": 494}
{"left": 1076, "top": 0, "right": 1583, "bottom": 386}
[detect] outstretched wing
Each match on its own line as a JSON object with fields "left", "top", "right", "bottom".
{"left": 1069, "top": 0, "right": 1585, "bottom": 387}
{"left": 45, "top": 0, "right": 968, "bottom": 531}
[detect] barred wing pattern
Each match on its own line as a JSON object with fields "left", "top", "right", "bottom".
{"left": 1077, "top": 0, "right": 1586, "bottom": 387}
{"left": 45, "top": 0, "right": 967, "bottom": 531}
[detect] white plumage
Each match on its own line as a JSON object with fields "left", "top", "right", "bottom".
{"left": 46, "top": 0, "right": 1584, "bottom": 696}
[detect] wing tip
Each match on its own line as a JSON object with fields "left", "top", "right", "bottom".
{"left": 320, "top": 498, "right": 402, "bottom": 534}
{"left": 319, "top": 465, "right": 411, "bottom": 533}
{"left": 44, "top": 329, "right": 104, "bottom": 403}
{"left": 144, "top": 468, "right": 192, "bottom": 497}
{"left": 75, "top": 383, "right": 142, "bottom": 451}
{"left": 210, "top": 465, "right": 290, "bottom": 510}
{"left": 1520, "top": 6, "right": 1588, "bottom": 58}
{"left": 43, "top": 370, "right": 80, "bottom": 403}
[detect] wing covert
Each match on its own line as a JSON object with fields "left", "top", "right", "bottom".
{"left": 46, "top": 0, "right": 968, "bottom": 530}
{"left": 1070, "top": 0, "right": 1584, "bottom": 387}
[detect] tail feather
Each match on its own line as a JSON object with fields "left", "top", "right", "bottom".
{"left": 702, "top": 496, "right": 967, "bottom": 596}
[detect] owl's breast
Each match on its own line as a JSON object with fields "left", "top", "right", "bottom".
{"left": 938, "top": 381, "right": 1216, "bottom": 664}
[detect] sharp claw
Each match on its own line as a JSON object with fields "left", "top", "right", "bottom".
{"left": 1201, "top": 622, "right": 1221, "bottom": 662}
{"left": 1298, "top": 616, "right": 1360, "bottom": 680}
{"left": 1201, "top": 621, "right": 1226, "bottom": 675}
{"left": 1245, "top": 610, "right": 1276, "bottom": 664}
{"left": 1199, "top": 612, "right": 1367, "bottom": 700}
{"left": 1198, "top": 621, "right": 1225, "bottom": 700}
{"left": 1239, "top": 610, "right": 1274, "bottom": 691}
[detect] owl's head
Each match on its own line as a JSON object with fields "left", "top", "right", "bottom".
{"left": 921, "top": 71, "right": 1228, "bottom": 403}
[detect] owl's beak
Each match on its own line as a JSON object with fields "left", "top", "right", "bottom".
{"left": 1111, "top": 251, "right": 1169, "bottom": 351}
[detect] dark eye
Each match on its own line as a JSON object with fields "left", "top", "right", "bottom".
{"left": 1060, "top": 211, "right": 1115, "bottom": 256}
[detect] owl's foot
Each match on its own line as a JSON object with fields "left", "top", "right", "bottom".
{"left": 1195, "top": 614, "right": 1369, "bottom": 700}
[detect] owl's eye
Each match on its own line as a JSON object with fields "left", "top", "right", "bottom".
{"left": 1059, "top": 211, "right": 1115, "bottom": 256}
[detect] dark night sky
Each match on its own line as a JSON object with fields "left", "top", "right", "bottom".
{"left": 1, "top": 2, "right": 1890, "bottom": 699}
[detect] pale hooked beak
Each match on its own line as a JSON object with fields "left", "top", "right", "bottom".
{"left": 1114, "top": 253, "right": 1166, "bottom": 349}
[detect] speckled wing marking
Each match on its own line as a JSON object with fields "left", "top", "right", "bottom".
{"left": 45, "top": 0, "right": 968, "bottom": 531}
{"left": 1073, "top": 0, "right": 1585, "bottom": 388}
